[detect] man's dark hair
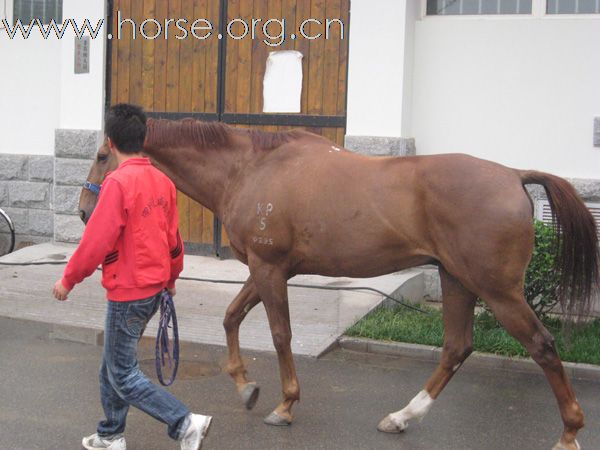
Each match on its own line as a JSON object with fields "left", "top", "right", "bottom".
{"left": 104, "top": 103, "right": 147, "bottom": 153}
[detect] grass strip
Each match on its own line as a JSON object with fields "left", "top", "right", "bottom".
{"left": 346, "top": 306, "right": 600, "bottom": 365}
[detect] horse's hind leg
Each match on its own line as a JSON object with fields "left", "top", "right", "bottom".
{"left": 223, "top": 277, "right": 262, "bottom": 409}
{"left": 483, "top": 291, "right": 583, "bottom": 450}
{"left": 378, "top": 267, "right": 476, "bottom": 433}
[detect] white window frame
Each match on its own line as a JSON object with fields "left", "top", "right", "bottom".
{"left": 420, "top": 0, "right": 600, "bottom": 19}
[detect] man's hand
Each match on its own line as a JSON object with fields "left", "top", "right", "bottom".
{"left": 53, "top": 280, "right": 70, "bottom": 301}
{"left": 167, "top": 287, "right": 176, "bottom": 297}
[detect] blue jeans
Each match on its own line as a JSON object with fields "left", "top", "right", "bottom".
{"left": 97, "top": 291, "right": 190, "bottom": 440}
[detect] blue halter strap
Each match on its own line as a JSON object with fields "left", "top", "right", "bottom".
{"left": 83, "top": 181, "right": 102, "bottom": 196}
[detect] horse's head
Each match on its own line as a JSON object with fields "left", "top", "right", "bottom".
{"left": 78, "top": 138, "right": 118, "bottom": 224}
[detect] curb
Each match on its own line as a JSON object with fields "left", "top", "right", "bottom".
{"left": 337, "top": 336, "right": 600, "bottom": 382}
{"left": 1, "top": 316, "right": 168, "bottom": 349}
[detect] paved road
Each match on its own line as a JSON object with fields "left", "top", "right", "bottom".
{"left": 1, "top": 318, "right": 598, "bottom": 450}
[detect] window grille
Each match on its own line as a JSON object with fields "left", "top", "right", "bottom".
{"left": 426, "top": 0, "right": 533, "bottom": 15}
{"left": 13, "top": 0, "right": 62, "bottom": 25}
{"left": 547, "top": 0, "right": 600, "bottom": 13}
{"left": 536, "top": 200, "right": 600, "bottom": 239}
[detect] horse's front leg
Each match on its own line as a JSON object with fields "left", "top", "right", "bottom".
{"left": 223, "top": 277, "right": 262, "bottom": 409}
{"left": 249, "top": 261, "right": 299, "bottom": 426}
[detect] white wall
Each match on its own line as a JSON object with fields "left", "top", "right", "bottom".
{"left": 0, "top": 0, "right": 61, "bottom": 155}
{"left": 346, "top": 0, "right": 417, "bottom": 138}
{"left": 411, "top": 11, "right": 600, "bottom": 179}
{"left": 0, "top": 0, "right": 105, "bottom": 156}
{"left": 58, "top": 0, "right": 105, "bottom": 132}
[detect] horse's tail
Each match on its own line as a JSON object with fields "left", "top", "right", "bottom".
{"left": 519, "top": 170, "right": 599, "bottom": 320}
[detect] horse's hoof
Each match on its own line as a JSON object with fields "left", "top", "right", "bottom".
{"left": 377, "top": 415, "right": 406, "bottom": 434}
{"left": 552, "top": 439, "right": 580, "bottom": 450}
{"left": 241, "top": 383, "right": 260, "bottom": 410}
{"left": 263, "top": 411, "right": 291, "bottom": 426}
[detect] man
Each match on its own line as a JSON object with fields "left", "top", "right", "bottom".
{"left": 52, "top": 104, "right": 212, "bottom": 450}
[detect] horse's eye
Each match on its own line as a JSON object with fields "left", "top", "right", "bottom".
{"left": 97, "top": 154, "right": 108, "bottom": 162}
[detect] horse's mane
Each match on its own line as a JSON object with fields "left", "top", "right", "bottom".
{"left": 146, "top": 118, "right": 230, "bottom": 149}
{"left": 247, "top": 128, "right": 307, "bottom": 151}
{"left": 146, "top": 118, "right": 307, "bottom": 151}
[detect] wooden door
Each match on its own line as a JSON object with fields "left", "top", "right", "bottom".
{"left": 108, "top": 0, "right": 221, "bottom": 254}
{"left": 217, "top": 0, "right": 349, "bottom": 252}
{"left": 107, "top": 0, "right": 350, "bottom": 256}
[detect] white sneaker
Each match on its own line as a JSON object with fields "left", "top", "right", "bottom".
{"left": 180, "top": 414, "right": 212, "bottom": 450}
{"left": 82, "top": 433, "right": 126, "bottom": 450}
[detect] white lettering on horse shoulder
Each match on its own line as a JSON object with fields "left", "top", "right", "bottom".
{"left": 256, "top": 202, "right": 274, "bottom": 231}
{"left": 252, "top": 236, "right": 274, "bottom": 246}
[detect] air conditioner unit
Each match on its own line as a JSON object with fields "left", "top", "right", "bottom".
{"left": 535, "top": 200, "right": 600, "bottom": 238}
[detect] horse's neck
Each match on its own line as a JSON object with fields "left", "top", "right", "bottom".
{"left": 143, "top": 139, "right": 245, "bottom": 218}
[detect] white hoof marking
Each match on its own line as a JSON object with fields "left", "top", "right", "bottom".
{"left": 388, "top": 390, "right": 434, "bottom": 429}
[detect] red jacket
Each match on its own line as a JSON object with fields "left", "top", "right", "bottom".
{"left": 62, "top": 158, "right": 184, "bottom": 301}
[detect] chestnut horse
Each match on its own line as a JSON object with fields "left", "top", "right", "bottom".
{"left": 79, "top": 117, "right": 598, "bottom": 450}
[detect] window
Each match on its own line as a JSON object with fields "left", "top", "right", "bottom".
{"left": 547, "top": 0, "right": 600, "bottom": 13}
{"left": 426, "top": 0, "right": 533, "bottom": 15}
{"left": 13, "top": 0, "right": 63, "bottom": 25}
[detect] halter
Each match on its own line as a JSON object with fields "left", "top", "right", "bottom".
{"left": 83, "top": 181, "right": 102, "bottom": 196}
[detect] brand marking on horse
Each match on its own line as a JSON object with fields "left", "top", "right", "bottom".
{"left": 252, "top": 236, "right": 274, "bottom": 246}
{"left": 257, "top": 203, "right": 274, "bottom": 231}
{"left": 331, "top": 146, "right": 341, "bottom": 152}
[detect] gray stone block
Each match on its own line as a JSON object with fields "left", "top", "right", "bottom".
{"left": 571, "top": 178, "right": 600, "bottom": 203}
{"left": 28, "top": 209, "right": 54, "bottom": 237}
{"left": 55, "top": 129, "right": 102, "bottom": 159}
{"left": 527, "top": 178, "right": 600, "bottom": 203}
{"left": 0, "top": 182, "right": 8, "bottom": 206}
{"left": 594, "top": 117, "right": 600, "bottom": 147}
{"left": 55, "top": 158, "right": 93, "bottom": 186}
{"left": 54, "top": 213, "right": 84, "bottom": 243}
{"left": 54, "top": 185, "right": 82, "bottom": 215}
{"left": 0, "top": 154, "right": 28, "bottom": 180}
{"left": 8, "top": 182, "right": 51, "bottom": 209}
{"left": 344, "top": 136, "right": 416, "bottom": 157}
{"left": 1, "top": 207, "right": 28, "bottom": 234}
{"left": 29, "top": 156, "right": 54, "bottom": 182}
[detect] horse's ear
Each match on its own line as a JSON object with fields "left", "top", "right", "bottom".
{"left": 107, "top": 137, "right": 116, "bottom": 155}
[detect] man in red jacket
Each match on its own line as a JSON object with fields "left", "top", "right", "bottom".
{"left": 52, "top": 104, "right": 212, "bottom": 450}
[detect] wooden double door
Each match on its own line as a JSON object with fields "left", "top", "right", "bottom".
{"left": 107, "top": 0, "right": 350, "bottom": 256}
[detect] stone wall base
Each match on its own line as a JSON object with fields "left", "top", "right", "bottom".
{"left": 344, "top": 135, "right": 416, "bottom": 157}
{"left": 0, "top": 129, "right": 100, "bottom": 249}
{"left": 0, "top": 154, "right": 54, "bottom": 248}
{"left": 53, "top": 129, "right": 101, "bottom": 243}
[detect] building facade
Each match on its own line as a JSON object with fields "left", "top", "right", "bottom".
{"left": 0, "top": 0, "right": 598, "bottom": 251}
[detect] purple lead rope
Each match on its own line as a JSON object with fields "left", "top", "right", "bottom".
{"left": 155, "top": 290, "right": 179, "bottom": 386}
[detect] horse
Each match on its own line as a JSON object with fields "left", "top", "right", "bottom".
{"left": 79, "top": 116, "right": 599, "bottom": 450}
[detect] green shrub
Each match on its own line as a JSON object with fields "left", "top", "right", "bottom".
{"left": 524, "top": 219, "right": 561, "bottom": 319}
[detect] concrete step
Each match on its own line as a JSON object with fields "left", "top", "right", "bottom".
{"left": 0, "top": 244, "right": 423, "bottom": 357}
